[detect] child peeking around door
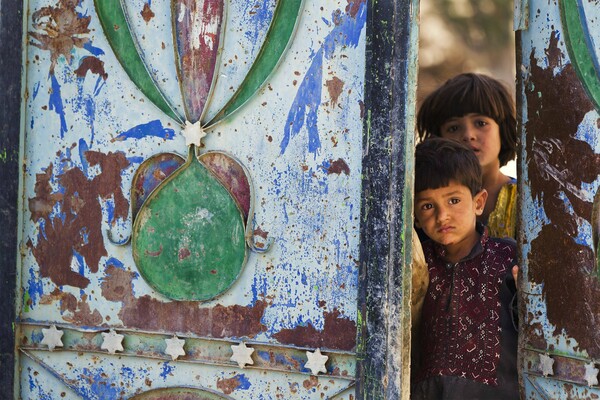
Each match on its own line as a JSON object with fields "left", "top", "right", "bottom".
{"left": 411, "top": 137, "right": 519, "bottom": 400}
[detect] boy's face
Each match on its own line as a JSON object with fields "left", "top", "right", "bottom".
{"left": 439, "top": 113, "right": 502, "bottom": 174}
{"left": 414, "top": 180, "right": 488, "bottom": 261}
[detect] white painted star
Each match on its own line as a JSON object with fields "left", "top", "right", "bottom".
{"left": 305, "top": 348, "right": 328, "bottom": 375}
{"left": 41, "top": 325, "right": 64, "bottom": 351}
{"left": 230, "top": 342, "right": 254, "bottom": 368}
{"left": 585, "top": 362, "right": 599, "bottom": 387}
{"left": 539, "top": 354, "right": 554, "bottom": 377}
{"left": 165, "top": 335, "right": 186, "bottom": 361}
{"left": 101, "top": 329, "right": 124, "bottom": 354}
{"left": 182, "top": 120, "right": 206, "bottom": 147}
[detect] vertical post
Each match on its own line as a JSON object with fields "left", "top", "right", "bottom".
{"left": 357, "top": 0, "right": 419, "bottom": 398}
{"left": 0, "top": 1, "right": 24, "bottom": 398}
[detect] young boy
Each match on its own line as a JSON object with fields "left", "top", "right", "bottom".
{"left": 411, "top": 138, "right": 519, "bottom": 399}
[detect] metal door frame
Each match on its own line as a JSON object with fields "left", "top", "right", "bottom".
{"left": 0, "top": 1, "right": 24, "bottom": 399}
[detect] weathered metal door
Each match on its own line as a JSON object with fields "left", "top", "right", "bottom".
{"left": 1, "top": 0, "right": 418, "bottom": 398}
{"left": 517, "top": 0, "right": 600, "bottom": 398}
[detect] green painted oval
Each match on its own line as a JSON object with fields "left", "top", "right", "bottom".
{"left": 132, "top": 147, "right": 246, "bottom": 301}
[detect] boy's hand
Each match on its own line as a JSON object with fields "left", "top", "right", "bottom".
{"left": 512, "top": 265, "right": 519, "bottom": 283}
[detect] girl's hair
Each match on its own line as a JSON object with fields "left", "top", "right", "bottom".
{"left": 415, "top": 137, "right": 482, "bottom": 197}
{"left": 416, "top": 73, "right": 517, "bottom": 167}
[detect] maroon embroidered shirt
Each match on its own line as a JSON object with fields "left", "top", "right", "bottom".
{"left": 417, "top": 226, "right": 517, "bottom": 387}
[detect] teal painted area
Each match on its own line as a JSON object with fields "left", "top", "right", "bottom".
{"left": 132, "top": 147, "right": 246, "bottom": 301}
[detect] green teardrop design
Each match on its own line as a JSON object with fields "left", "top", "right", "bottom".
{"left": 132, "top": 146, "right": 246, "bottom": 301}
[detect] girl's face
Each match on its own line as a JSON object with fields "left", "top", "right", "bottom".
{"left": 439, "top": 113, "right": 502, "bottom": 174}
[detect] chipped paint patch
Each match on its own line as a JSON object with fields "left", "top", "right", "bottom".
{"left": 525, "top": 30, "right": 600, "bottom": 356}
{"left": 272, "top": 309, "right": 356, "bottom": 351}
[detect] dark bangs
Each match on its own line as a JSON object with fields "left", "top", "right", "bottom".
{"left": 415, "top": 138, "right": 482, "bottom": 197}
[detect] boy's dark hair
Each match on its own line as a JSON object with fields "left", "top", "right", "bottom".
{"left": 416, "top": 73, "right": 517, "bottom": 167}
{"left": 415, "top": 137, "right": 482, "bottom": 196}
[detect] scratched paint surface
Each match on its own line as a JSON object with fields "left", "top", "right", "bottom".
{"left": 18, "top": 0, "right": 366, "bottom": 398}
{"left": 518, "top": 0, "right": 600, "bottom": 397}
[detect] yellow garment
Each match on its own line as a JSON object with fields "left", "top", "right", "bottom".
{"left": 486, "top": 182, "right": 517, "bottom": 239}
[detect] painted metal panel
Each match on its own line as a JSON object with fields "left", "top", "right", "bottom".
{"left": 17, "top": 0, "right": 369, "bottom": 398}
{"left": 517, "top": 0, "right": 600, "bottom": 398}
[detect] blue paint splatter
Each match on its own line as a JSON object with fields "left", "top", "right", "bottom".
{"left": 27, "top": 267, "right": 44, "bottom": 309}
{"left": 251, "top": 275, "right": 268, "bottom": 303}
{"left": 105, "top": 198, "right": 115, "bottom": 224}
{"left": 105, "top": 257, "right": 125, "bottom": 269}
{"left": 160, "top": 361, "right": 175, "bottom": 379}
{"left": 242, "top": 0, "right": 275, "bottom": 52}
{"left": 83, "top": 41, "right": 105, "bottom": 57}
{"left": 280, "top": 3, "right": 366, "bottom": 155}
{"left": 115, "top": 120, "right": 176, "bottom": 141}
{"left": 76, "top": 368, "right": 123, "bottom": 399}
{"left": 49, "top": 74, "right": 68, "bottom": 137}
{"left": 33, "top": 81, "right": 41, "bottom": 99}
{"left": 79, "top": 139, "right": 90, "bottom": 175}
{"left": 281, "top": 50, "right": 323, "bottom": 156}
{"left": 72, "top": 249, "right": 86, "bottom": 277}
{"left": 127, "top": 156, "right": 145, "bottom": 164}
{"left": 233, "top": 374, "right": 251, "bottom": 390}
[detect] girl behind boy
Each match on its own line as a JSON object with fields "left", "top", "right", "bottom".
{"left": 417, "top": 73, "right": 518, "bottom": 239}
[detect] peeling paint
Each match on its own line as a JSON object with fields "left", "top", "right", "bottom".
{"left": 27, "top": 151, "right": 130, "bottom": 289}
{"left": 525, "top": 31, "right": 600, "bottom": 357}
{"left": 273, "top": 309, "right": 356, "bottom": 351}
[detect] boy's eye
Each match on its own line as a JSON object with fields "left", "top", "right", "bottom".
{"left": 420, "top": 203, "right": 433, "bottom": 210}
{"left": 449, "top": 198, "right": 460, "bottom": 205}
{"left": 476, "top": 120, "right": 488, "bottom": 127}
{"left": 445, "top": 125, "right": 459, "bottom": 133}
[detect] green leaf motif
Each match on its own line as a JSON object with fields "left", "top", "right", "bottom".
{"left": 560, "top": 0, "right": 600, "bottom": 112}
{"left": 95, "top": 0, "right": 183, "bottom": 122}
{"left": 206, "top": 0, "right": 305, "bottom": 126}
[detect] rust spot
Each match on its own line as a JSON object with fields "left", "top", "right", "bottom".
{"left": 29, "top": 0, "right": 91, "bottom": 74}
{"left": 303, "top": 375, "right": 319, "bottom": 389}
{"left": 101, "top": 265, "right": 268, "bottom": 337}
{"left": 325, "top": 76, "right": 344, "bottom": 108}
{"left": 141, "top": 3, "right": 155, "bottom": 23}
{"left": 178, "top": 247, "right": 190, "bottom": 260}
{"left": 29, "top": 165, "right": 62, "bottom": 222}
{"left": 210, "top": 269, "right": 217, "bottom": 274}
{"left": 525, "top": 31, "right": 600, "bottom": 356}
{"left": 253, "top": 226, "right": 269, "bottom": 239}
{"left": 272, "top": 309, "right": 356, "bottom": 351}
{"left": 74, "top": 56, "right": 108, "bottom": 80}
{"left": 40, "top": 290, "right": 102, "bottom": 326}
{"left": 27, "top": 151, "right": 130, "bottom": 288}
{"left": 345, "top": 0, "right": 365, "bottom": 18}
{"left": 216, "top": 375, "right": 245, "bottom": 395}
{"left": 327, "top": 158, "right": 350, "bottom": 175}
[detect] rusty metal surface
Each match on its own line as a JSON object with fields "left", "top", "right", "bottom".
{"left": 518, "top": 0, "right": 600, "bottom": 398}
{"left": 17, "top": 0, "right": 367, "bottom": 398}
